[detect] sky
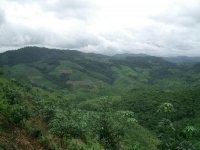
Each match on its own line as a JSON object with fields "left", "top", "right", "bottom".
{"left": 0, "top": 0, "right": 200, "bottom": 56}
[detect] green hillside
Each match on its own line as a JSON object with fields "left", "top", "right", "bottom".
{"left": 0, "top": 47, "right": 200, "bottom": 150}
{"left": 1, "top": 47, "right": 199, "bottom": 90}
{"left": 0, "top": 76, "right": 159, "bottom": 150}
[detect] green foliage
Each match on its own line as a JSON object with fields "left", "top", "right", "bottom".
{"left": 42, "top": 105, "right": 56, "bottom": 122}
{"left": 116, "top": 110, "right": 137, "bottom": 123}
{"left": 40, "top": 135, "right": 58, "bottom": 150}
{"left": 48, "top": 110, "right": 87, "bottom": 139}
{"left": 157, "top": 103, "right": 177, "bottom": 149}
{"left": 176, "top": 141, "right": 196, "bottom": 150}
{"left": 66, "top": 139, "right": 87, "bottom": 150}
{"left": 2, "top": 46, "right": 199, "bottom": 90}
{"left": 0, "top": 70, "right": 3, "bottom": 75}
{"left": 157, "top": 118, "right": 176, "bottom": 149}
{"left": 156, "top": 102, "right": 198, "bottom": 150}
{"left": 157, "top": 102, "right": 176, "bottom": 114}
{"left": 183, "top": 126, "right": 197, "bottom": 140}
{"left": 0, "top": 82, "right": 29, "bottom": 126}
{"left": 93, "top": 101, "right": 124, "bottom": 150}
{"left": 3, "top": 85, "right": 22, "bottom": 105}
{"left": 1, "top": 47, "right": 200, "bottom": 149}
{"left": 9, "top": 105, "right": 29, "bottom": 124}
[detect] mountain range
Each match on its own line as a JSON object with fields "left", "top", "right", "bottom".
{"left": 0, "top": 47, "right": 200, "bottom": 90}
{"left": 1, "top": 47, "right": 200, "bottom": 149}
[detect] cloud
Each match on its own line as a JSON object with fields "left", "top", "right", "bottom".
{"left": 42, "top": 0, "right": 96, "bottom": 20}
{"left": 0, "top": 23, "right": 100, "bottom": 51}
{"left": 153, "top": 1, "right": 200, "bottom": 28}
{"left": 0, "top": 0, "right": 200, "bottom": 56}
{"left": 7, "top": 0, "right": 96, "bottom": 20}
{"left": 0, "top": 9, "right": 5, "bottom": 25}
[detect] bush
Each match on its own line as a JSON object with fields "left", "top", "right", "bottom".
{"left": 48, "top": 110, "right": 87, "bottom": 139}
{"left": 42, "top": 106, "right": 56, "bottom": 122}
{"left": 176, "top": 141, "right": 196, "bottom": 150}
{"left": 3, "top": 86, "right": 22, "bottom": 105}
{"left": 66, "top": 139, "right": 86, "bottom": 150}
{"left": 9, "top": 105, "right": 29, "bottom": 124}
{"left": 40, "top": 135, "right": 58, "bottom": 150}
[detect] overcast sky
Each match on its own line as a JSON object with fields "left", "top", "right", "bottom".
{"left": 0, "top": 0, "right": 200, "bottom": 56}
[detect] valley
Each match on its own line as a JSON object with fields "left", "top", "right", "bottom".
{"left": 0, "top": 47, "right": 200, "bottom": 149}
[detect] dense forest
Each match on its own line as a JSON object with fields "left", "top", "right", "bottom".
{"left": 0, "top": 47, "right": 200, "bottom": 149}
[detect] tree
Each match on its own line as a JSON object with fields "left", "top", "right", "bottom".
{"left": 95, "top": 100, "right": 123, "bottom": 150}
{"left": 157, "top": 102, "right": 175, "bottom": 119}
{"left": 158, "top": 118, "right": 176, "bottom": 149}
{"left": 157, "top": 103, "right": 197, "bottom": 150}
{"left": 157, "top": 102, "right": 176, "bottom": 149}
{"left": 183, "top": 126, "right": 197, "bottom": 140}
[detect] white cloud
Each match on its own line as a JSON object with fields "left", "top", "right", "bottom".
{"left": 0, "top": 0, "right": 200, "bottom": 56}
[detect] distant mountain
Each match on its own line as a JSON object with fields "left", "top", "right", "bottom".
{"left": 0, "top": 47, "right": 199, "bottom": 89}
{"left": 114, "top": 53, "right": 200, "bottom": 64}
{"left": 163, "top": 56, "right": 200, "bottom": 63}
{"left": 0, "top": 47, "right": 84, "bottom": 66}
{"left": 114, "top": 53, "right": 150, "bottom": 58}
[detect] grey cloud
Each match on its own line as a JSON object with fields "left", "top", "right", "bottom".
{"left": 0, "top": 22, "right": 100, "bottom": 52}
{"left": 1, "top": 0, "right": 200, "bottom": 56}
{"left": 143, "top": 25, "right": 200, "bottom": 54}
{"left": 153, "top": 1, "right": 200, "bottom": 28}
{"left": 0, "top": 25, "right": 46, "bottom": 47}
{"left": 96, "top": 22, "right": 200, "bottom": 56}
{"left": 8, "top": 0, "right": 96, "bottom": 20}
{"left": 45, "top": 31, "right": 100, "bottom": 49}
{"left": 0, "top": 0, "right": 99, "bottom": 50}
{"left": 43, "top": 0, "right": 95, "bottom": 19}
{"left": 0, "top": 9, "right": 5, "bottom": 25}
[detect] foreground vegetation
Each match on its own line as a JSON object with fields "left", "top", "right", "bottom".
{"left": 0, "top": 47, "right": 200, "bottom": 149}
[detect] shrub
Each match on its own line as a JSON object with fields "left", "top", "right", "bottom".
{"left": 9, "top": 105, "right": 29, "bottom": 124}
{"left": 40, "top": 135, "right": 58, "bottom": 150}
{"left": 66, "top": 139, "right": 86, "bottom": 150}
{"left": 48, "top": 110, "right": 87, "bottom": 139}
{"left": 176, "top": 141, "right": 196, "bottom": 150}
{"left": 3, "top": 86, "right": 22, "bottom": 105}
{"left": 42, "top": 106, "right": 56, "bottom": 122}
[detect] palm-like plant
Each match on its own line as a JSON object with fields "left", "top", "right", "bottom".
{"left": 157, "top": 102, "right": 175, "bottom": 114}
{"left": 157, "top": 102, "right": 175, "bottom": 119}
{"left": 183, "top": 126, "right": 197, "bottom": 140}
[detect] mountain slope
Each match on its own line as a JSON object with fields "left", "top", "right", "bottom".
{"left": 1, "top": 47, "right": 200, "bottom": 149}
{"left": 0, "top": 75, "right": 159, "bottom": 150}
{"left": 1, "top": 46, "right": 198, "bottom": 90}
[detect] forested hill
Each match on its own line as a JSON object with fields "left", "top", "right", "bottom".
{"left": 1, "top": 47, "right": 200, "bottom": 149}
{"left": 0, "top": 47, "right": 199, "bottom": 90}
